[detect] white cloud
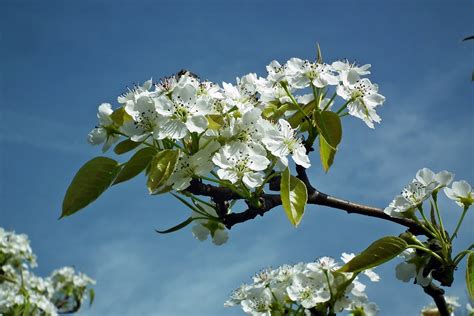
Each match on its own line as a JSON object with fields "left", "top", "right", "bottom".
{"left": 0, "top": 110, "right": 91, "bottom": 155}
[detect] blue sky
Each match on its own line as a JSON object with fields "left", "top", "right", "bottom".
{"left": 1, "top": 0, "right": 473, "bottom": 315}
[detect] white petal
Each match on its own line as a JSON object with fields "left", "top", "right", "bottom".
{"left": 171, "top": 174, "right": 192, "bottom": 191}
{"left": 158, "top": 120, "right": 187, "bottom": 140}
{"left": 212, "top": 229, "right": 229, "bottom": 245}
{"left": 278, "top": 119, "right": 293, "bottom": 139}
{"left": 191, "top": 224, "right": 209, "bottom": 241}
{"left": 415, "top": 269, "right": 432, "bottom": 287}
{"left": 363, "top": 269, "right": 380, "bottom": 282}
{"left": 142, "top": 78, "right": 153, "bottom": 91}
{"left": 415, "top": 168, "right": 435, "bottom": 186}
{"left": 364, "top": 93, "right": 385, "bottom": 106}
{"left": 331, "top": 60, "right": 349, "bottom": 71}
{"left": 87, "top": 128, "right": 107, "bottom": 145}
{"left": 194, "top": 97, "right": 212, "bottom": 115}
{"left": 435, "top": 171, "right": 454, "bottom": 186}
{"left": 212, "top": 150, "right": 231, "bottom": 169}
{"left": 242, "top": 172, "right": 264, "bottom": 188}
{"left": 97, "top": 103, "right": 113, "bottom": 125}
{"left": 452, "top": 180, "right": 471, "bottom": 197}
{"left": 395, "top": 262, "right": 416, "bottom": 282}
{"left": 155, "top": 95, "right": 174, "bottom": 116}
{"left": 186, "top": 115, "right": 208, "bottom": 133}
{"left": 217, "top": 169, "right": 239, "bottom": 183}
{"left": 292, "top": 146, "right": 311, "bottom": 168}
{"left": 173, "top": 84, "right": 197, "bottom": 104}
{"left": 345, "top": 69, "right": 360, "bottom": 86}
{"left": 247, "top": 155, "right": 270, "bottom": 171}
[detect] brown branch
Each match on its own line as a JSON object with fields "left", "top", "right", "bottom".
{"left": 185, "top": 167, "right": 425, "bottom": 234}
{"left": 423, "top": 283, "right": 450, "bottom": 316}
{"left": 311, "top": 192, "right": 426, "bottom": 235}
{"left": 223, "top": 190, "right": 425, "bottom": 235}
{"left": 185, "top": 179, "right": 242, "bottom": 201}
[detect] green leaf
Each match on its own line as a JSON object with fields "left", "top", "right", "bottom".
{"left": 288, "top": 100, "right": 317, "bottom": 129}
{"left": 314, "top": 110, "right": 342, "bottom": 149}
{"left": 319, "top": 137, "right": 336, "bottom": 173}
{"left": 280, "top": 167, "right": 307, "bottom": 227}
{"left": 316, "top": 42, "right": 323, "bottom": 63}
{"left": 61, "top": 157, "right": 120, "bottom": 218}
{"left": 171, "top": 193, "right": 200, "bottom": 212}
{"left": 339, "top": 236, "right": 408, "bottom": 273}
{"left": 113, "top": 139, "right": 141, "bottom": 155}
{"left": 207, "top": 115, "right": 224, "bottom": 130}
{"left": 89, "top": 288, "right": 95, "bottom": 306}
{"left": 314, "top": 111, "right": 342, "bottom": 172}
{"left": 22, "top": 301, "right": 31, "bottom": 316}
{"left": 147, "top": 149, "right": 180, "bottom": 194}
{"left": 110, "top": 107, "right": 132, "bottom": 126}
{"left": 113, "top": 147, "right": 157, "bottom": 185}
{"left": 155, "top": 217, "right": 194, "bottom": 234}
{"left": 262, "top": 103, "right": 279, "bottom": 118}
{"left": 467, "top": 252, "right": 474, "bottom": 300}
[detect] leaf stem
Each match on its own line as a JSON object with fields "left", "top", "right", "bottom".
{"left": 335, "top": 98, "right": 353, "bottom": 114}
{"left": 406, "top": 245, "right": 444, "bottom": 263}
{"left": 281, "top": 82, "right": 312, "bottom": 122}
{"left": 453, "top": 249, "right": 473, "bottom": 266}
{"left": 451, "top": 205, "right": 469, "bottom": 241}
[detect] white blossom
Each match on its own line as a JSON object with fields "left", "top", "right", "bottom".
{"left": 444, "top": 180, "right": 473, "bottom": 208}
{"left": 87, "top": 103, "right": 120, "bottom": 152}
{"left": 266, "top": 60, "right": 287, "bottom": 85}
{"left": 0, "top": 228, "right": 95, "bottom": 315}
{"left": 224, "top": 284, "right": 253, "bottom": 307}
{"left": 117, "top": 79, "right": 153, "bottom": 104}
{"left": 415, "top": 168, "right": 454, "bottom": 191}
{"left": 155, "top": 82, "right": 211, "bottom": 140}
{"left": 240, "top": 286, "right": 273, "bottom": 316}
{"left": 337, "top": 78, "right": 385, "bottom": 128}
{"left": 285, "top": 58, "right": 339, "bottom": 89}
{"left": 395, "top": 249, "right": 431, "bottom": 286}
{"left": 222, "top": 81, "right": 258, "bottom": 114}
{"left": 199, "top": 80, "right": 224, "bottom": 99}
{"left": 212, "top": 142, "right": 270, "bottom": 189}
{"left": 123, "top": 91, "right": 161, "bottom": 142}
{"left": 167, "top": 141, "right": 220, "bottom": 191}
{"left": 286, "top": 273, "right": 331, "bottom": 308}
{"left": 384, "top": 182, "right": 433, "bottom": 216}
{"left": 223, "top": 108, "right": 266, "bottom": 142}
{"left": 262, "top": 118, "right": 310, "bottom": 168}
{"left": 226, "top": 257, "right": 378, "bottom": 315}
{"left": 332, "top": 60, "right": 371, "bottom": 86}
{"left": 190, "top": 202, "right": 229, "bottom": 246}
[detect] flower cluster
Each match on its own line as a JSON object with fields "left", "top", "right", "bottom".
{"left": 0, "top": 228, "right": 95, "bottom": 315}
{"left": 87, "top": 56, "right": 384, "bottom": 193}
{"left": 383, "top": 168, "right": 473, "bottom": 294}
{"left": 384, "top": 168, "right": 473, "bottom": 217}
{"left": 225, "top": 255, "right": 380, "bottom": 316}
{"left": 0, "top": 227, "right": 37, "bottom": 268}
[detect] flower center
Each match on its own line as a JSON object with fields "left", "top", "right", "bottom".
{"left": 174, "top": 103, "right": 190, "bottom": 122}
{"left": 402, "top": 182, "right": 426, "bottom": 204}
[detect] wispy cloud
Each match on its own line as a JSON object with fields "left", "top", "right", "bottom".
{"left": 0, "top": 110, "right": 91, "bottom": 155}
{"left": 83, "top": 226, "right": 288, "bottom": 316}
